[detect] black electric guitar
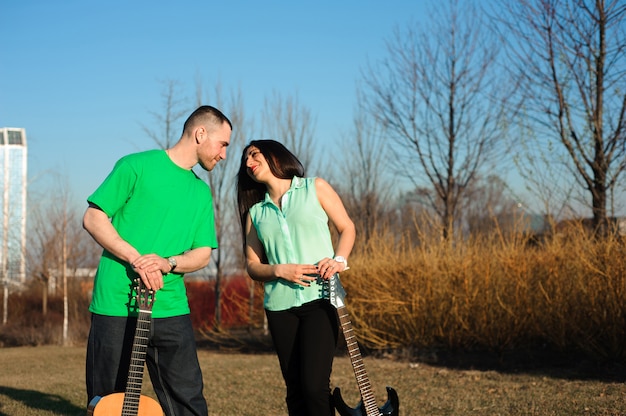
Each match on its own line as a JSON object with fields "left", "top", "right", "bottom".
{"left": 87, "top": 280, "right": 164, "bottom": 416}
{"left": 326, "top": 274, "right": 400, "bottom": 416}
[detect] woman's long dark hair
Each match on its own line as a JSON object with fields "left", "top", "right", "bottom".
{"left": 236, "top": 140, "right": 305, "bottom": 247}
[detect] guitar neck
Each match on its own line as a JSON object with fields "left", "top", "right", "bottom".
{"left": 122, "top": 308, "right": 151, "bottom": 415}
{"left": 336, "top": 305, "right": 381, "bottom": 416}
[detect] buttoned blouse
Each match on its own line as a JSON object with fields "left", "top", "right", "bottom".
{"left": 249, "top": 176, "right": 334, "bottom": 311}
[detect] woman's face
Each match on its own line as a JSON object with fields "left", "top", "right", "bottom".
{"left": 244, "top": 146, "right": 271, "bottom": 182}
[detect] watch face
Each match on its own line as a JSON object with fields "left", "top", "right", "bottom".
{"left": 335, "top": 256, "right": 346, "bottom": 263}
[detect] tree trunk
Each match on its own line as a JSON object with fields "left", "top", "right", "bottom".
{"left": 248, "top": 279, "right": 255, "bottom": 332}
{"left": 592, "top": 177, "right": 608, "bottom": 236}
{"left": 42, "top": 281, "right": 48, "bottom": 316}
{"left": 214, "top": 272, "right": 222, "bottom": 330}
{"left": 2, "top": 283, "right": 7, "bottom": 325}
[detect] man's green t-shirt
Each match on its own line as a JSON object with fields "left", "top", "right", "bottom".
{"left": 87, "top": 150, "right": 217, "bottom": 318}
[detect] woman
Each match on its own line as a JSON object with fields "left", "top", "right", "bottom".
{"left": 237, "top": 140, "right": 356, "bottom": 416}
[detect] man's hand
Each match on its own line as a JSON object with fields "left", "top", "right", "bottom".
{"left": 132, "top": 254, "right": 169, "bottom": 291}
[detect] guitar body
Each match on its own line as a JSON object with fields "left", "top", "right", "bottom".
{"left": 87, "top": 393, "right": 163, "bottom": 416}
{"left": 86, "top": 281, "right": 163, "bottom": 416}
{"left": 333, "top": 386, "right": 400, "bottom": 416}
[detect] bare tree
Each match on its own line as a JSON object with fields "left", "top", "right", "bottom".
{"left": 26, "top": 174, "right": 95, "bottom": 344}
{"left": 498, "top": 0, "right": 626, "bottom": 235}
{"left": 461, "top": 175, "right": 527, "bottom": 236}
{"left": 195, "top": 80, "right": 250, "bottom": 329}
{"left": 142, "top": 78, "right": 251, "bottom": 329}
{"left": 260, "top": 91, "right": 317, "bottom": 172}
{"left": 336, "top": 102, "right": 394, "bottom": 245}
{"left": 512, "top": 119, "right": 579, "bottom": 223}
{"left": 360, "top": 0, "right": 513, "bottom": 240}
{"left": 141, "top": 79, "right": 189, "bottom": 149}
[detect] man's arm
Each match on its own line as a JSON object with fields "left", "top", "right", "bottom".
{"left": 132, "top": 247, "right": 213, "bottom": 276}
{"left": 82, "top": 203, "right": 140, "bottom": 264}
{"left": 83, "top": 203, "right": 166, "bottom": 290}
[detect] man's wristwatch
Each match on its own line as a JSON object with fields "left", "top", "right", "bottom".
{"left": 334, "top": 256, "right": 349, "bottom": 270}
{"left": 167, "top": 256, "right": 177, "bottom": 273}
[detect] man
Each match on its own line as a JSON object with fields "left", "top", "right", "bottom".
{"left": 83, "top": 105, "right": 232, "bottom": 416}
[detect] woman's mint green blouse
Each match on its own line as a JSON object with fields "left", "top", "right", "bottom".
{"left": 249, "top": 177, "right": 334, "bottom": 311}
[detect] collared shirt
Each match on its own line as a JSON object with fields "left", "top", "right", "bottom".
{"left": 249, "top": 177, "right": 334, "bottom": 311}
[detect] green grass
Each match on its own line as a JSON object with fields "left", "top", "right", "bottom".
{"left": 0, "top": 345, "right": 625, "bottom": 415}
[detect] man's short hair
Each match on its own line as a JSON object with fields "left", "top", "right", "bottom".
{"left": 183, "top": 105, "right": 232, "bottom": 134}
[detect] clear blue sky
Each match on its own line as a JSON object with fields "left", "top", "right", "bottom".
{"left": 0, "top": 0, "right": 428, "bottom": 208}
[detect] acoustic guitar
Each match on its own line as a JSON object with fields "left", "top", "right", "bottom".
{"left": 87, "top": 280, "right": 164, "bottom": 416}
{"left": 326, "top": 274, "right": 400, "bottom": 416}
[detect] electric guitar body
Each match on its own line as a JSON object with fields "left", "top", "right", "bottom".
{"left": 87, "top": 280, "right": 164, "bottom": 416}
{"left": 325, "top": 274, "right": 400, "bottom": 416}
{"left": 333, "top": 386, "right": 400, "bottom": 416}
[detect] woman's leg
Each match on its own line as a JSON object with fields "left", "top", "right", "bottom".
{"left": 298, "top": 300, "right": 339, "bottom": 416}
{"left": 267, "top": 300, "right": 339, "bottom": 416}
{"left": 266, "top": 307, "right": 307, "bottom": 415}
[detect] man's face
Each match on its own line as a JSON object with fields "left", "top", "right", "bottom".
{"left": 198, "top": 122, "right": 231, "bottom": 171}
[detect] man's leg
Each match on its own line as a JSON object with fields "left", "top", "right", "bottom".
{"left": 147, "top": 314, "right": 208, "bottom": 416}
{"left": 86, "top": 314, "right": 135, "bottom": 406}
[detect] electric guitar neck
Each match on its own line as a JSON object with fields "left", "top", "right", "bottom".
{"left": 325, "top": 274, "right": 399, "bottom": 416}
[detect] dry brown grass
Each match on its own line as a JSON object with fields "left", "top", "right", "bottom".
{"left": 345, "top": 222, "right": 626, "bottom": 361}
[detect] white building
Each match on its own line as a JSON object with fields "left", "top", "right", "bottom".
{"left": 0, "top": 127, "right": 27, "bottom": 284}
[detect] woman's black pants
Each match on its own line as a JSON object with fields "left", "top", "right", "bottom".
{"left": 266, "top": 299, "right": 339, "bottom": 416}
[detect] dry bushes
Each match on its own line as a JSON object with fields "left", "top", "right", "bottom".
{"left": 0, "top": 280, "right": 91, "bottom": 347}
{"left": 344, "top": 223, "right": 626, "bottom": 361}
{"left": 4, "top": 220, "right": 626, "bottom": 363}
{"left": 186, "top": 277, "right": 265, "bottom": 330}
{"left": 0, "top": 276, "right": 263, "bottom": 347}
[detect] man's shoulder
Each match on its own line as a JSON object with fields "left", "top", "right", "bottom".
{"left": 119, "top": 149, "right": 163, "bottom": 163}
{"left": 112, "top": 150, "right": 165, "bottom": 173}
